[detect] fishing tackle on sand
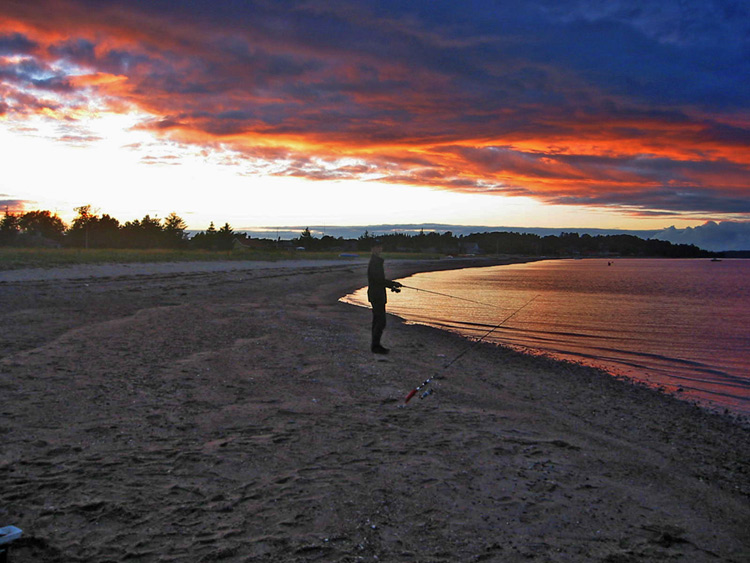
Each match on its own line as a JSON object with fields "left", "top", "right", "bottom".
{"left": 404, "top": 294, "right": 540, "bottom": 403}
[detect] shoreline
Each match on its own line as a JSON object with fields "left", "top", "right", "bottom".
{"left": 344, "top": 258, "right": 750, "bottom": 425}
{"left": 2, "top": 257, "right": 748, "bottom": 561}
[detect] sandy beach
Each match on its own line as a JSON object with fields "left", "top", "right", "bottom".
{"left": 1, "top": 258, "right": 748, "bottom": 562}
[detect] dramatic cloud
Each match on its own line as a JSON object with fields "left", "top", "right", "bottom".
{"left": 1, "top": 0, "right": 749, "bottom": 218}
{"left": 653, "top": 221, "right": 750, "bottom": 252}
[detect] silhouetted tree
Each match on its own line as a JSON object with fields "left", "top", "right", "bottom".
{"left": 67, "top": 211, "right": 121, "bottom": 249}
{"left": 0, "top": 208, "right": 20, "bottom": 246}
{"left": 216, "top": 222, "right": 234, "bottom": 250}
{"left": 299, "top": 227, "right": 315, "bottom": 250}
{"left": 163, "top": 212, "right": 188, "bottom": 248}
{"left": 18, "top": 210, "right": 66, "bottom": 244}
{"left": 356, "top": 230, "right": 374, "bottom": 251}
{"left": 94, "top": 214, "right": 122, "bottom": 248}
{"left": 121, "top": 215, "right": 163, "bottom": 248}
{"left": 68, "top": 205, "right": 98, "bottom": 248}
{"left": 191, "top": 222, "right": 218, "bottom": 250}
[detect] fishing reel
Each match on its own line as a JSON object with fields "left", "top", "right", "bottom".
{"left": 404, "top": 374, "right": 439, "bottom": 403}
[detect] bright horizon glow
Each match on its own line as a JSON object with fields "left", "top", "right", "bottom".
{"left": 1, "top": 113, "right": 708, "bottom": 232}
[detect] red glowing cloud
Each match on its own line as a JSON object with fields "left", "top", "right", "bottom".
{"left": 2, "top": 0, "right": 749, "bottom": 218}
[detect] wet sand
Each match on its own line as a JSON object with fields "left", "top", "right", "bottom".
{"left": 1, "top": 258, "right": 749, "bottom": 562}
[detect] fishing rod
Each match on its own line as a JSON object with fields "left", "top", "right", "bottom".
{"left": 399, "top": 284, "right": 496, "bottom": 308}
{"left": 404, "top": 294, "right": 540, "bottom": 403}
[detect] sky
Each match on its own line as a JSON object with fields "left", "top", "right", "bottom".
{"left": 1, "top": 0, "right": 749, "bottom": 247}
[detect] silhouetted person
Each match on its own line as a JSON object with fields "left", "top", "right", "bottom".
{"left": 367, "top": 239, "right": 401, "bottom": 354}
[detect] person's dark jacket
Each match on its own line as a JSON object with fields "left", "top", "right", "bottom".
{"left": 367, "top": 254, "right": 397, "bottom": 304}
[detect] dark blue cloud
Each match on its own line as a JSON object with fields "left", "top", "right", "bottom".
{"left": 18, "top": 0, "right": 746, "bottom": 113}
{"left": 553, "top": 187, "right": 750, "bottom": 216}
{"left": 48, "top": 38, "right": 97, "bottom": 66}
{"left": 0, "top": 56, "right": 75, "bottom": 97}
{"left": 0, "top": 32, "right": 38, "bottom": 55}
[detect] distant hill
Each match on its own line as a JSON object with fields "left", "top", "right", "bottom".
{"left": 220, "top": 221, "right": 750, "bottom": 253}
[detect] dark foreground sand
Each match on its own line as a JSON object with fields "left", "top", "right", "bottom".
{"left": 1, "top": 258, "right": 748, "bottom": 562}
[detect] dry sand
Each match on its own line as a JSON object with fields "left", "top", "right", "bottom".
{"left": 1, "top": 258, "right": 748, "bottom": 562}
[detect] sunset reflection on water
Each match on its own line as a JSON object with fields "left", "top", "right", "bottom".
{"left": 343, "top": 259, "right": 750, "bottom": 415}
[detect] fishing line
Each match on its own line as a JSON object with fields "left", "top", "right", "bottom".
{"left": 399, "top": 284, "right": 496, "bottom": 308}
{"left": 404, "top": 294, "right": 540, "bottom": 403}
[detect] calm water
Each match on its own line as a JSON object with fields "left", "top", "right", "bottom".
{"left": 344, "top": 259, "right": 750, "bottom": 415}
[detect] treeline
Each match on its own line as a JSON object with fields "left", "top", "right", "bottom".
{"left": 0, "top": 206, "right": 237, "bottom": 250}
{"left": 353, "top": 230, "right": 715, "bottom": 258}
{"left": 291, "top": 228, "right": 714, "bottom": 257}
{"left": 1, "top": 206, "right": 716, "bottom": 258}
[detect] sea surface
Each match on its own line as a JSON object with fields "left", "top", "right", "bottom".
{"left": 343, "top": 258, "right": 750, "bottom": 416}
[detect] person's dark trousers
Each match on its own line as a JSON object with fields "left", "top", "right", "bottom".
{"left": 371, "top": 300, "right": 386, "bottom": 349}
